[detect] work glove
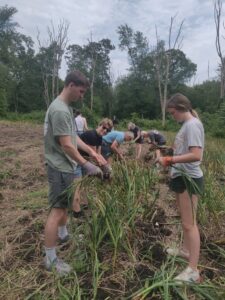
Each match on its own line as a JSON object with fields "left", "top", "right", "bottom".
{"left": 82, "top": 161, "right": 103, "bottom": 179}
{"left": 156, "top": 156, "right": 174, "bottom": 167}
{"left": 101, "top": 163, "right": 113, "bottom": 180}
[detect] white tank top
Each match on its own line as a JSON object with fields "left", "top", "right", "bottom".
{"left": 75, "top": 115, "right": 85, "bottom": 132}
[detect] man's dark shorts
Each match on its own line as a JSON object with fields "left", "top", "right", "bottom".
{"left": 169, "top": 176, "right": 204, "bottom": 195}
{"left": 47, "top": 165, "right": 74, "bottom": 209}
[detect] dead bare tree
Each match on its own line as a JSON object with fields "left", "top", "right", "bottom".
{"left": 214, "top": 0, "right": 225, "bottom": 105}
{"left": 37, "top": 30, "right": 50, "bottom": 107}
{"left": 88, "top": 33, "right": 98, "bottom": 112}
{"left": 154, "top": 15, "right": 184, "bottom": 126}
{"left": 37, "top": 19, "right": 69, "bottom": 108}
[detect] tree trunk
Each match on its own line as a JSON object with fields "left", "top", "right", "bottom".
{"left": 154, "top": 16, "right": 183, "bottom": 126}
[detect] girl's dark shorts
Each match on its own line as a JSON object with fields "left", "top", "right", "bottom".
{"left": 169, "top": 176, "right": 204, "bottom": 195}
{"left": 135, "top": 136, "right": 144, "bottom": 144}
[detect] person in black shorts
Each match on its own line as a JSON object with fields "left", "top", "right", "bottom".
{"left": 142, "top": 129, "right": 166, "bottom": 148}
{"left": 156, "top": 93, "right": 204, "bottom": 283}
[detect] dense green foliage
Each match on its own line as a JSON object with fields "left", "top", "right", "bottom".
{"left": 0, "top": 5, "right": 225, "bottom": 137}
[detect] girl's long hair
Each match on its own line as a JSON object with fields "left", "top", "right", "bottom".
{"left": 167, "top": 93, "right": 199, "bottom": 119}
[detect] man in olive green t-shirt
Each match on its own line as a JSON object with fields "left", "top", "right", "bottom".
{"left": 43, "top": 71, "right": 106, "bottom": 275}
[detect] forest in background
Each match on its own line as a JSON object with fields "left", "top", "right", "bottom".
{"left": 0, "top": 4, "right": 225, "bottom": 137}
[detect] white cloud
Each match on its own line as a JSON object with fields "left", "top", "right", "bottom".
{"left": 4, "top": 0, "right": 224, "bottom": 82}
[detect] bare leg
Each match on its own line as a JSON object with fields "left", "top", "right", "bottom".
{"left": 178, "top": 191, "right": 200, "bottom": 270}
{"left": 175, "top": 193, "right": 189, "bottom": 254}
{"left": 44, "top": 208, "right": 67, "bottom": 248}
{"left": 107, "top": 156, "right": 113, "bottom": 165}
{"left": 136, "top": 144, "right": 142, "bottom": 159}
{"left": 59, "top": 210, "right": 68, "bottom": 226}
{"left": 72, "top": 182, "right": 81, "bottom": 212}
{"left": 80, "top": 188, "right": 88, "bottom": 205}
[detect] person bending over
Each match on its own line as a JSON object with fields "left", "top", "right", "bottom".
{"left": 72, "top": 118, "right": 113, "bottom": 217}
{"left": 142, "top": 129, "right": 166, "bottom": 147}
{"left": 101, "top": 131, "right": 134, "bottom": 162}
{"left": 128, "top": 122, "right": 143, "bottom": 159}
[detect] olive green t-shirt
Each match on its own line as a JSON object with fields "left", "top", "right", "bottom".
{"left": 44, "top": 97, "right": 77, "bottom": 173}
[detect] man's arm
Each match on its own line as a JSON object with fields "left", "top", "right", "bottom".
{"left": 76, "top": 135, "right": 106, "bottom": 165}
{"left": 97, "top": 146, "right": 101, "bottom": 155}
{"left": 59, "top": 136, "right": 87, "bottom": 165}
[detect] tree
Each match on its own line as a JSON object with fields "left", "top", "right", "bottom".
{"left": 0, "top": 5, "right": 43, "bottom": 113}
{"left": 117, "top": 24, "right": 149, "bottom": 75}
{"left": 116, "top": 23, "right": 196, "bottom": 121}
{"left": 0, "top": 5, "right": 18, "bottom": 65}
{"left": 37, "top": 20, "right": 69, "bottom": 107}
{"left": 153, "top": 16, "right": 185, "bottom": 126}
{"left": 114, "top": 74, "right": 159, "bottom": 119}
{"left": 214, "top": 0, "right": 225, "bottom": 106}
{"left": 0, "top": 6, "right": 18, "bottom": 113}
{"left": 0, "top": 63, "right": 8, "bottom": 115}
{"left": 66, "top": 38, "right": 115, "bottom": 112}
{"left": 176, "top": 80, "right": 220, "bottom": 113}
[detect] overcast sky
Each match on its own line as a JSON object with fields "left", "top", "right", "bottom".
{"left": 4, "top": 0, "right": 224, "bottom": 84}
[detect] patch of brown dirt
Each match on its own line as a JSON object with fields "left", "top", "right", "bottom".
{"left": 0, "top": 121, "right": 224, "bottom": 299}
{"left": 0, "top": 121, "right": 47, "bottom": 275}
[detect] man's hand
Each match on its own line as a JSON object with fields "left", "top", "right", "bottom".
{"left": 101, "top": 163, "right": 113, "bottom": 179}
{"left": 89, "top": 151, "right": 107, "bottom": 166}
{"left": 82, "top": 161, "right": 103, "bottom": 178}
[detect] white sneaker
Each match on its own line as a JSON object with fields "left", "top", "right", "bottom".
{"left": 44, "top": 257, "right": 72, "bottom": 276}
{"left": 174, "top": 267, "right": 201, "bottom": 283}
{"left": 166, "top": 247, "right": 189, "bottom": 259}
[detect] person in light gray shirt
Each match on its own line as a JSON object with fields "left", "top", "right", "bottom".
{"left": 157, "top": 93, "right": 204, "bottom": 284}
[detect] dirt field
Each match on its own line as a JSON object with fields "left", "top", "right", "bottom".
{"left": 0, "top": 121, "right": 224, "bottom": 299}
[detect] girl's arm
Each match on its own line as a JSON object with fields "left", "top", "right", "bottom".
{"left": 157, "top": 146, "right": 203, "bottom": 167}
{"left": 172, "top": 147, "right": 202, "bottom": 163}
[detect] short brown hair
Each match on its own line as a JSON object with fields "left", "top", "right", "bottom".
{"left": 99, "top": 118, "right": 113, "bottom": 129}
{"left": 65, "top": 70, "right": 90, "bottom": 88}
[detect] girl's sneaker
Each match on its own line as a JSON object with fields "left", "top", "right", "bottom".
{"left": 174, "top": 266, "right": 201, "bottom": 283}
{"left": 166, "top": 247, "right": 189, "bottom": 259}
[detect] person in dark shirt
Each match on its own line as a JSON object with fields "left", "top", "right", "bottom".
{"left": 142, "top": 130, "right": 166, "bottom": 146}
{"left": 72, "top": 118, "right": 113, "bottom": 216}
{"left": 79, "top": 130, "right": 103, "bottom": 156}
{"left": 128, "top": 122, "right": 143, "bottom": 159}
